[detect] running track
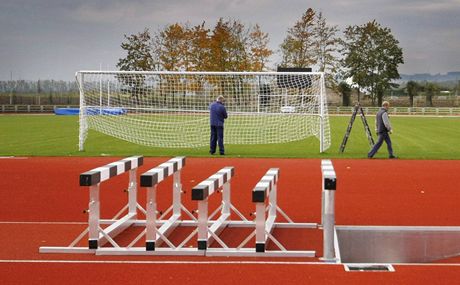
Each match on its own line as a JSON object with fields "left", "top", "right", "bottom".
{"left": 0, "top": 157, "right": 459, "bottom": 284}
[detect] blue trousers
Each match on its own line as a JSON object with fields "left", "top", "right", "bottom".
{"left": 210, "top": 126, "right": 224, "bottom": 154}
{"left": 368, "top": 132, "right": 394, "bottom": 158}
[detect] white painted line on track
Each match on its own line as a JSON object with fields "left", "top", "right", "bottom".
{"left": 0, "top": 156, "right": 28, "bottom": 159}
{"left": 0, "top": 259, "right": 460, "bottom": 267}
{"left": 0, "top": 221, "right": 86, "bottom": 225}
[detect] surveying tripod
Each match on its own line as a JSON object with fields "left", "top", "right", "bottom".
{"left": 339, "top": 104, "right": 375, "bottom": 153}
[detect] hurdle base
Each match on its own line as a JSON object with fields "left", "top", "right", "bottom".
{"left": 205, "top": 248, "right": 316, "bottom": 258}
{"left": 319, "top": 257, "right": 339, "bottom": 263}
{"left": 39, "top": 247, "right": 96, "bottom": 254}
{"left": 95, "top": 247, "right": 205, "bottom": 256}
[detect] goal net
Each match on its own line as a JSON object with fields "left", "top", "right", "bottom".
{"left": 77, "top": 71, "right": 331, "bottom": 152}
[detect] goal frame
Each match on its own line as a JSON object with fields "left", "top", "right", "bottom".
{"left": 76, "top": 70, "right": 330, "bottom": 153}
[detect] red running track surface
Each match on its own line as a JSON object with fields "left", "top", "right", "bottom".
{"left": 0, "top": 157, "right": 459, "bottom": 284}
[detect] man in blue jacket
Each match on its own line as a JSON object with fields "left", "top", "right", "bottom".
{"left": 368, "top": 101, "right": 397, "bottom": 159}
{"left": 209, "top": 95, "right": 228, "bottom": 155}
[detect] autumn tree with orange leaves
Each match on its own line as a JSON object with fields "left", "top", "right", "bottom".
{"left": 119, "top": 20, "right": 272, "bottom": 72}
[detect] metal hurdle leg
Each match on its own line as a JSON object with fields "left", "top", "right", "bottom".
{"left": 128, "top": 168, "right": 138, "bottom": 215}
{"left": 88, "top": 184, "right": 100, "bottom": 249}
{"left": 321, "top": 161, "right": 337, "bottom": 262}
{"left": 321, "top": 160, "right": 333, "bottom": 227}
{"left": 146, "top": 185, "right": 157, "bottom": 250}
{"left": 323, "top": 189, "right": 335, "bottom": 260}
{"left": 255, "top": 197, "right": 266, "bottom": 252}
{"left": 197, "top": 196, "right": 209, "bottom": 250}
{"left": 255, "top": 169, "right": 278, "bottom": 252}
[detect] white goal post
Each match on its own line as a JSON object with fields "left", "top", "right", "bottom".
{"left": 77, "top": 71, "right": 331, "bottom": 152}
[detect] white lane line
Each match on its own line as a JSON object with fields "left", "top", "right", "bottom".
{"left": 0, "top": 259, "right": 460, "bottom": 267}
{"left": 0, "top": 156, "right": 28, "bottom": 159}
{"left": 0, "top": 221, "right": 86, "bottom": 225}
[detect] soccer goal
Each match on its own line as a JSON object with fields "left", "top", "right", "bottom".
{"left": 76, "top": 71, "right": 331, "bottom": 152}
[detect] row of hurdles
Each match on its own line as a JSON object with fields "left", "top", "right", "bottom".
{"left": 40, "top": 156, "right": 337, "bottom": 258}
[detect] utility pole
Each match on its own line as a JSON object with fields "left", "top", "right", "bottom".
{"left": 9, "top": 71, "right": 13, "bottom": 105}
{"left": 456, "top": 79, "right": 459, "bottom": 106}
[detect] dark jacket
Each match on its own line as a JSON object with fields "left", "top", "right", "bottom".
{"left": 376, "top": 107, "right": 391, "bottom": 133}
{"left": 209, "top": 101, "right": 228, "bottom": 127}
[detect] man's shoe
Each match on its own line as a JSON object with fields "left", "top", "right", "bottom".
{"left": 367, "top": 155, "right": 373, "bottom": 159}
{"left": 389, "top": 155, "right": 397, "bottom": 159}
{"left": 209, "top": 151, "right": 215, "bottom": 155}
{"left": 220, "top": 153, "right": 225, "bottom": 155}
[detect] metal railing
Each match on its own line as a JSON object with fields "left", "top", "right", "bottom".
{"left": 1, "top": 104, "right": 460, "bottom": 116}
{"left": 0, "top": 105, "right": 79, "bottom": 113}
{"left": 330, "top": 106, "right": 460, "bottom": 116}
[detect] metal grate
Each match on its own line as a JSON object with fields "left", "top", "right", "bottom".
{"left": 344, "top": 264, "right": 395, "bottom": 272}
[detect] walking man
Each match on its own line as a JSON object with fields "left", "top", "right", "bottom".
{"left": 209, "top": 95, "right": 228, "bottom": 155}
{"left": 368, "top": 101, "right": 397, "bottom": 159}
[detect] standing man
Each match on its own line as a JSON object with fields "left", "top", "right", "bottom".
{"left": 368, "top": 101, "right": 397, "bottom": 159}
{"left": 209, "top": 95, "right": 228, "bottom": 155}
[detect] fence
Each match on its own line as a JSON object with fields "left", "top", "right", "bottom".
{"left": 331, "top": 106, "right": 460, "bottom": 116}
{"left": 0, "top": 105, "right": 79, "bottom": 113}
{"left": 1, "top": 104, "right": 460, "bottom": 116}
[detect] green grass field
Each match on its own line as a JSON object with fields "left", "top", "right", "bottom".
{"left": 1, "top": 114, "right": 459, "bottom": 159}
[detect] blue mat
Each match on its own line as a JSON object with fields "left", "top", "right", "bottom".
{"left": 55, "top": 108, "right": 127, "bottom": 115}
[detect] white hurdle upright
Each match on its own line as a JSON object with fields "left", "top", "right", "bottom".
{"left": 320, "top": 160, "right": 333, "bottom": 226}
{"left": 40, "top": 156, "right": 144, "bottom": 253}
{"left": 320, "top": 159, "right": 337, "bottom": 262}
{"left": 191, "top": 166, "right": 237, "bottom": 250}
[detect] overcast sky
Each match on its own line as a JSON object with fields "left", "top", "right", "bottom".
{"left": 1, "top": 0, "right": 459, "bottom": 81}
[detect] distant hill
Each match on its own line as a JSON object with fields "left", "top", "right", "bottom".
{"left": 399, "top": 72, "right": 460, "bottom": 82}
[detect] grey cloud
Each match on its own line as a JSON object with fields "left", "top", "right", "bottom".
{"left": 1, "top": 0, "right": 459, "bottom": 80}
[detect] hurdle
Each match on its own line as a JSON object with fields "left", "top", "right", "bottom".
{"left": 253, "top": 168, "right": 281, "bottom": 252}
{"left": 141, "top": 156, "right": 194, "bottom": 251}
{"left": 320, "top": 159, "right": 337, "bottom": 262}
{"left": 191, "top": 166, "right": 243, "bottom": 250}
{"left": 40, "top": 156, "right": 144, "bottom": 253}
{"left": 206, "top": 168, "right": 317, "bottom": 257}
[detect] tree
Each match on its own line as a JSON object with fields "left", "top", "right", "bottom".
{"left": 280, "top": 8, "right": 316, "bottom": 68}
{"left": 342, "top": 20, "right": 404, "bottom": 106}
{"left": 117, "top": 29, "right": 154, "bottom": 103}
{"left": 425, "top": 82, "right": 438, "bottom": 107}
{"left": 208, "top": 18, "right": 251, "bottom": 71}
{"left": 155, "top": 23, "right": 191, "bottom": 71}
{"left": 406, "top": 80, "right": 418, "bottom": 107}
{"left": 188, "top": 22, "right": 212, "bottom": 71}
{"left": 117, "top": 29, "right": 154, "bottom": 71}
{"left": 337, "top": 81, "right": 352, "bottom": 106}
{"left": 313, "top": 11, "right": 341, "bottom": 88}
{"left": 248, "top": 24, "right": 273, "bottom": 71}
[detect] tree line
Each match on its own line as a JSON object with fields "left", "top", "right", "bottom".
{"left": 0, "top": 80, "right": 78, "bottom": 94}
{"left": 118, "top": 8, "right": 404, "bottom": 106}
